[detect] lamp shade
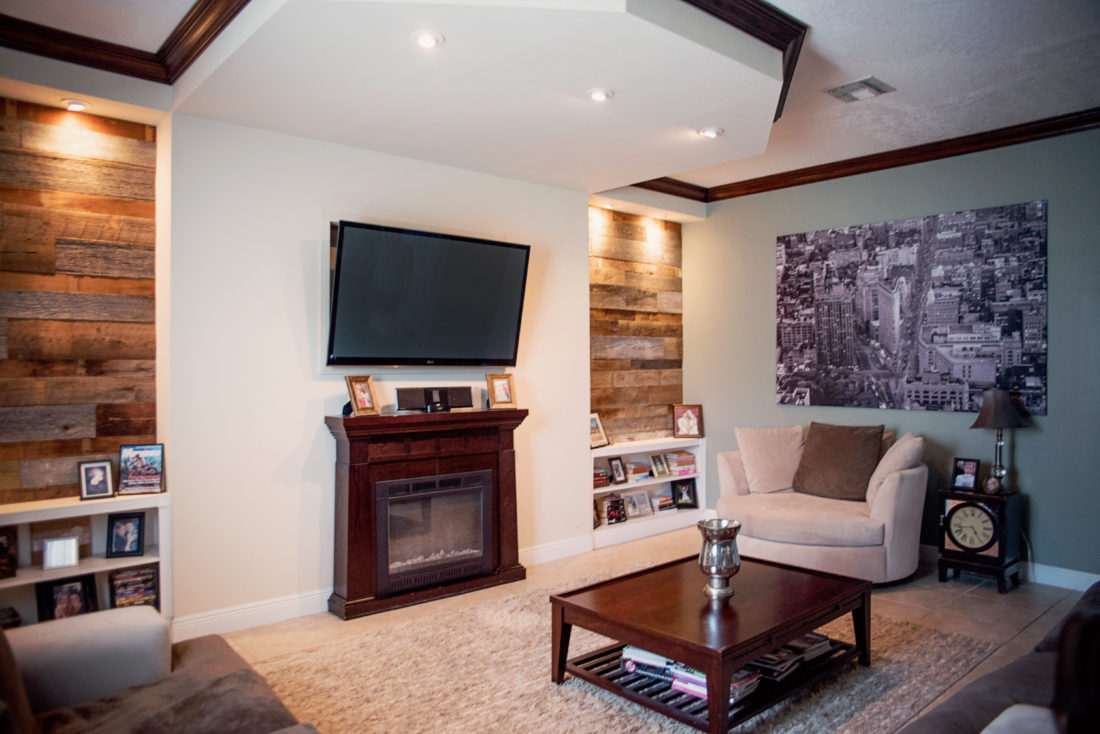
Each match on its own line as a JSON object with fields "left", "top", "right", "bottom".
{"left": 970, "top": 388, "right": 1028, "bottom": 429}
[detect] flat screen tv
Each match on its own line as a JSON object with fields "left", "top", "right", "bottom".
{"left": 326, "top": 220, "right": 531, "bottom": 366}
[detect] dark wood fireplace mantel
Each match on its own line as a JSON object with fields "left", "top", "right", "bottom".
{"left": 325, "top": 408, "right": 528, "bottom": 619}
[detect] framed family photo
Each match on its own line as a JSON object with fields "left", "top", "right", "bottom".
{"left": 106, "top": 512, "right": 145, "bottom": 558}
{"left": 673, "top": 404, "right": 704, "bottom": 438}
{"left": 486, "top": 373, "right": 516, "bottom": 409}
{"left": 118, "top": 444, "right": 164, "bottom": 495}
{"left": 673, "top": 478, "right": 698, "bottom": 508}
{"left": 345, "top": 375, "right": 379, "bottom": 416}
{"left": 78, "top": 460, "right": 113, "bottom": 500}
{"left": 36, "top": 574, "right": 97, "bottom": 621}
{"left": 649, "top": 453, "right": 669, "bottom": 477}
{"left": 951, "top": 458, "right": 981, "bottom": 489}
{"left": 622, "top": 490, "right": 653, "bottom": 518}
{"left": 607, "top": 457, "right": 627, "bottom": 484}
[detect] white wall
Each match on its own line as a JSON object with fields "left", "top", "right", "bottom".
{"left": 168, "top": 115, "right": 592, "bottom": 632}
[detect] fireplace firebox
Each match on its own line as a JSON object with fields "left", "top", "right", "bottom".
{"left": 326, "top": 409, "right": 528, "bottom": 619}
{"left": 376, "top": 470, "right": 493, "bottom": 596}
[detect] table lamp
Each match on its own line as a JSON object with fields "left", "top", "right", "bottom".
{"left": 970, "top": 388, "right": 1028, "bottom": 493}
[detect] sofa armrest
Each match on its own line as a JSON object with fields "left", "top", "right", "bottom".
{"left": 870, "top": 464, "right": 928, "bottom": 580}
{"left": 716, "top": 451, "right": 750, "bottom": 496}
{"left": 8, "top": 605, "right": 170, "bottom": 712}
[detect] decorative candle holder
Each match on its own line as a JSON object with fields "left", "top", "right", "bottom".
{"left": 697, "top": 518, "right": 741, "bottom": 599}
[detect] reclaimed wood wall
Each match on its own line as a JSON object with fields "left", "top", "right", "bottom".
{"left": 0, "top": 98, "right": 156, "bottom": 504}
{"left": 589, "top": 207, "right": 683, "bottom": 442}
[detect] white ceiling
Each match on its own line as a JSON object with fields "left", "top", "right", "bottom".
{"left": 3, "top": 0, "right": 1099, "bottom": 198}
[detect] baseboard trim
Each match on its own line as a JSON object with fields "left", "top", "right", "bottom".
{"left": 518, "top": 533, "right": 593, "bottom": 567}
{"left": 171, "top": 588, "right": 330, "bottom": 642}
{"left": 918, "top": 544, "right": 1098, "bottom": 591}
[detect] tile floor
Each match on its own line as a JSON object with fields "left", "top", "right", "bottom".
{"left": 225, "top": 527, "right": 1082, "bottom": 729}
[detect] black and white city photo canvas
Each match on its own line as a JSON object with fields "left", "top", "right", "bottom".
{"left": 775, "top": 201, "right": 1047, "bottom": 414}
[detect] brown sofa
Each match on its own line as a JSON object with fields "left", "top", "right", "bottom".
{"left": 1, "top": 606, "right": 314, "bottom": 734}
{"left": 898, "top": 580, "right": 1100, "bottom": 734}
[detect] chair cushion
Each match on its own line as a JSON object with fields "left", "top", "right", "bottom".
{"left": 721, "top": 492, "right": 884, "bottom": 547}
{"left": 793, "top": 422, "right": 884, "bottom": 501}
{"left": 866, "top": 432, "right": 925, "bottom": 506}
{"left": 734, "top": 426, "right": 804, "bottom": 494}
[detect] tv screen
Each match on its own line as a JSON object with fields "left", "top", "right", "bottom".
{"left": 326, "top": 221, "right": 531, "bottom": 366}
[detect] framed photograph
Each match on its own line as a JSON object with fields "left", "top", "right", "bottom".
{"left": 36, "top": 574, "right": 97, "bottom": 621}
{"left": 118, "top": 444, "right": 164, "bottom": 495}
{"left": 78, "top": 460, "right": 113, "bottom": 500}
{"left": 486, "top": 373, "right": 516, "bottom": 409}
{"left": 649, "top": 453, "right": 669, "bottom": 477}
{"left": 673, "top": 404, "right": 704, "bottom": 438}
{"left": 590, "top": 412, "right": 610, "bottom": 448}
{"left": 607, "top": 457, "right": 628, "bottom": 484}
{"left": 345, "top": 375, "right": 379, "bottom": 416}
{"left": 105, "top": 512, "right": 145, "bottom": 558}
{"left": 0, "top": 526, "right": 16, "bottom": 580}
{"left": 622, "top": 490, "right": 653, "bottom": 518}
{"left": 951, "top": 458, "right": 981, "bottom": 489}
{"left": 42, "top": 537, "right": 79, "bottom": 570}
{"left": 673, "top": 478, "right": 698, "bottom": 508}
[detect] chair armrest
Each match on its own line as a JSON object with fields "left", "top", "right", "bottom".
{"left": 870, "top": 464, "right": 929, "bottom": 580}
{"left": 716, "top": 451, "right": 750, "bottom": 496}
{"left": 7, "top": 605, "right": 170, "bottom": 712}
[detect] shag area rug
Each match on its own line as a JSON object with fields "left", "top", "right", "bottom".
{"left": 256, "top": 579, "right": 996, "bottom": 734}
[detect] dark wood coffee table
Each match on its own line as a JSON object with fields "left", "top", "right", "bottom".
{"left": 550, "top": 556, "right": 871, "bottom": 733}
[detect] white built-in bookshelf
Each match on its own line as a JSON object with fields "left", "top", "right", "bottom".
{"left": 591, "top": 436, "right": 705, "bottom": 549}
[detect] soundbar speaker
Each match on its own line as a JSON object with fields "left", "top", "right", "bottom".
{"left": 396, "top": 386, "right": 474, "bottom": 412}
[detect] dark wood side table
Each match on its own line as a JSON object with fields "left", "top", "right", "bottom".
{"left": 937, "top": 488, "right": 1022, "bottom": 593}
{"left": 550, "top": 556, "right": 871, "bottom": 733}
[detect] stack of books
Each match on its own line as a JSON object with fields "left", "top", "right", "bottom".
{"left": 627, "top": 462, "right": 651, "bottom": 481}
{"left": 619, "top": 646, "right": 760, "bottom": 705}
{"left": 748, "top": 646, "right": 801, "bottom": 681}
{"left": 783, "top": 632, "right": 832, "bottom": 662}
{"left": 665, "top": 451, "right": 697, "bottom": 476}
{"left": 652, "top": 485, "right": 676, "bottom": 511}
{"left": 593, "top": 468, "right": 610, "bottom": 489}
{"left": 109, "top": 566, "right": 158, "bottom": 609}
{"left": 597, "top": 495, "right": 627, "bottom": 525}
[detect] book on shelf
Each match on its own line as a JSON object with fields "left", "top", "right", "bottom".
{"left": 620, "top": 658, "right": 675, "bottom": 682}
{"left": 597, "top": 495, "right": 627, "bottom": 525}
{"left": 670, "top": 669, "right": 760, "bottom": 703}
{"left": 109, "top": 565, "right": 159, "bottom": 610}
{"left": 593, "top": 468, "right": 610, "bottom": 489}
{"left": 620, "top": 647, "right": 760, "bottom": 704}
{"left": 626, "top": 463, "right": 651, "bottom": 481}
{"left": 783, "top": 632, "right": 832, "bottom": 662}
{"left": 621, "top": 646, "right": 673, "bottom": 669}
{"left": 748, "top": 645, "right": 801, "bottom": 681}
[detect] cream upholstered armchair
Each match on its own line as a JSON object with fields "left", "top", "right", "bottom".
{"left": 716, "top": 424, "right": 928, "bottom": 584}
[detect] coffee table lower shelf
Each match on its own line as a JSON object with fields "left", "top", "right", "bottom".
{"left": 565, "top": 640, "right": 859, "bottom": 732}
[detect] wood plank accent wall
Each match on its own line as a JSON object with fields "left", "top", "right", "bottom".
{"left": 589, "top": 207, "right": 683, "bottom": 442}
{"left": 0, "top": 98, "right": 156, "bottom": 504}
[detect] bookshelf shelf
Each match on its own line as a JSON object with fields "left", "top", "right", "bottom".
{"left": 592, "top": 436, "right": 705, "bottom": 549}
{"left": 0, "top": 493, "right": 171, "bottom": 624}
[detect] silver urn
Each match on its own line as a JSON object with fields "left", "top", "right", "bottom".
{"left": 697, "top": 518, "right": 742, "bottom": 599}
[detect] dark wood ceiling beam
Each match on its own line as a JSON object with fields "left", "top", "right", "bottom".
{"left": 0, "top": 0, "right": 251, "bottom": 86}
{"left": 159, "top": 0, "right": 252, "bottom": 83}
{"left": 678, "top": 0, "right": 807, "bottom": 121}
{"left": 0, "top": 13, "right": 168, "bottom": 83}
{"left": 706, "top": 106, "right": 1100, "bottom": 200}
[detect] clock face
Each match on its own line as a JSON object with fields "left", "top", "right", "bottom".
{"left": 946, "top": 503, "right": 997, "bottom": 552}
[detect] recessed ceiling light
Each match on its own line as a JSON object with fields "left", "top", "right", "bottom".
{"left": 697, "top": 127, "right": 724, "bottom": 139}
{"left": 414, "top": 32, "right": 444, "bottom": 49}
{"left": 586, "top": 88, "right": 614, "bottom": 103}
{"left": 62, "top": 99, "right": 86, "bottom": 112}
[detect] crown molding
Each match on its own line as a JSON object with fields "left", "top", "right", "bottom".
{"left": 635, "top": 107, "right": 1100, "bottom": 203}
{"left": 0, "top": 0, "right": 251, "bottom": 86}
{"left": 679, "top": 0, "right": 807, "bottom": 121}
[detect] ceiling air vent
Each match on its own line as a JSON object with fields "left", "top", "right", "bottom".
{"left": 825, "top": 76, "right": 896, "bottom": 103}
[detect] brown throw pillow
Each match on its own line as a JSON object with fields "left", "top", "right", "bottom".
{"left": 792, "top": 422, "right": 885, "bottom": 501}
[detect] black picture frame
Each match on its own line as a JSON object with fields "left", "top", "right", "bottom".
{"left": 951, "top": 457, "right": 981, "bottom": 489}
{"left": 78, "top": 459, "right": 114, "bottom": 500}
{"left": 0, "top": 525, "right": 16, "bottom": 580}
{"left": 118, "top": 444, "right": 165, "bottom": 495}
{"left": 105, "top": 512, "right": 145, "bottom": 558}
{"left": 673, "top": 478, "right": 698, "bottom": 508}
{"left": 36, "top": 574, "right": 98, "bottom": 621}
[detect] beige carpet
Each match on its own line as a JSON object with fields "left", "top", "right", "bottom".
{"left": 255, "top": 580, "right": 996, "bottom": 734}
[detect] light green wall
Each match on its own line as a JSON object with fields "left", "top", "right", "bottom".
{"left": 683, "top": 128, "right": 1100, "bottom": 576}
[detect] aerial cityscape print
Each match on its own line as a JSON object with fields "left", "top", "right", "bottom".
{"left": 775, "top": 201, "right": 1047, "bottom": 414}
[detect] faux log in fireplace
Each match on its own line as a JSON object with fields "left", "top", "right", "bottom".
{"left": 325, "top": 409, "right": 528, "bottom": 619}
